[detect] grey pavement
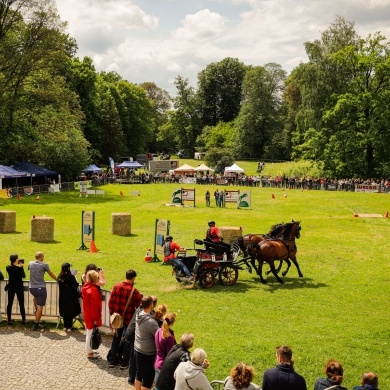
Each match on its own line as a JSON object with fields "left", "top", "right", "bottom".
{"left": 0, "top": 323, "right": 132, "bottom": 390}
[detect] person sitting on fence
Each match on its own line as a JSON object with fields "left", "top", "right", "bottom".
{"left": 163, "top": 236, "right": 192, "bottom": 281}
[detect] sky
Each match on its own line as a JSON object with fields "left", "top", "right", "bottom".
{"left": 55, "top": 0, "right": 390, "bottom": 95}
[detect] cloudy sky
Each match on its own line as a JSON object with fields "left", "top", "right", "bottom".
{"left": 55, "top": 0, "right": 390, "bottom": 95}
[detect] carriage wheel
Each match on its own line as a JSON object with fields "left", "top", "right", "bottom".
{"left": 219, "top": 265, "right": 239, "bottom": 286}
{"left": 199, "top": 269, "right": 215, "bottom": 288}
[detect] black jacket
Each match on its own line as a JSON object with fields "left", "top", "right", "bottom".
{"left": 262, "top": 364, "right": 307, "bottom": 390}
{"left": 155, "top": 343, "right": 191, "bottom": 390}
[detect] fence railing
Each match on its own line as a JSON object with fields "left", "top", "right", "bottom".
{"left": 0, "top": 280, "right": 112, "bottom": 328}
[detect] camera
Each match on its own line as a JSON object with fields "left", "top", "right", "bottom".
{"left": 97, "top": 267, "right": 102, "bottom": 271}
{"left": 19, "top": 259, "right": 24, "bottom": 264}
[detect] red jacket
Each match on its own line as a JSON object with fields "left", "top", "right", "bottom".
{"left": 81, "top": 282, "right": 102, "bottom": 329}
{"left": 163, "top": 242, "right": 181, "bottom": 262}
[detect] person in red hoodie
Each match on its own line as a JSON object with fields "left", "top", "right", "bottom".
{"left": 81, "top": 270, "right": 102, "bottom": 359}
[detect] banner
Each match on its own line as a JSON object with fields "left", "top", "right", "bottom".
{"left": 224, "top": 190, "right": 240, "bottom": 203}
{"left": 171, "top": 188, "right": 182, "bottom": 204}
{"left": 181, "top": 177, "right": 196, "bottom": 184}
{"left": 238, "top": 190, "right": 251, "bottom": 209}
{"left": 355, "top": 184, "right": 379, "bottom": 193}
{"left": 154, "top": 218, "right": 170, "bottom": 261}
{"left": 0, "top": 189, "right": 10, "bottom": 198}
{"left": 78, "top": 210, "right": 95, "bottom": 250}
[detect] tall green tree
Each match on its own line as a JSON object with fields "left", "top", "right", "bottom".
{"left": 235, "top": 63, "right": 287, "bottom": 159}
{"left": 197, "top": 57, "right": 247, "bottom": 126}
{"left": 139, "top": 81, "right": 171, "bottom": 152}
{"left": 159, "top": 76, "right": 202, "bottom": 155}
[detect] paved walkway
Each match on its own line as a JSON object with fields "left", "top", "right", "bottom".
{"left": 0, "top": 323, "right": 132, "bottom": 390}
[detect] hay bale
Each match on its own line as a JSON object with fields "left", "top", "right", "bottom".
{"left": 0, "top": 210, "right": 16, "bottom": 233}
{"left": 112, "top": 213, "right": 131, "bottom": 236}
{"left": 219, "top": 226, "right": 243, "bottom": 244}
{"left": 31, "top": 216, "right": 54, "bottom": 242}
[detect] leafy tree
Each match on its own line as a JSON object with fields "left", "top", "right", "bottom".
{"left": 116, "top": 81, "right": 155, "bottom": 157}
{"left": 159, "top": 76, "right": 202, "bottom": 155}
{"left": 196, "top": 121, "right": 237, "bottom": 152}
{"left": 139, "top": 81, "right": 171, "bottom": 152}
{"left": 204, "top": 147, "right": 234, "bottom": 172}
{"left": 197, "top": 57, "right": 247, "bottom": 126}
{"left": 235, "top": 63, "right": 287, "bottom": 159}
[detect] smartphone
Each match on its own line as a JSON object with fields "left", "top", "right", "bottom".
{"left": 19, "top": 259, "right": 24, "bottom": 264}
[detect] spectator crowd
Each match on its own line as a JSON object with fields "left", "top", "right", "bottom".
{"left": 1, "top": 253, "right": 381, "bottom": 390}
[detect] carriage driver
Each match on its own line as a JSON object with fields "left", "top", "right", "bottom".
{"left": 163, "top": 236, "right": 193, "bottom": 281}
{"left": 206, "top": 221, "right": 231, "bottom": 258}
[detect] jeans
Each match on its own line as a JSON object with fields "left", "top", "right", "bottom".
{"left": 109, "top": 326, "right": 125, "bottom": 364}
{"left": 167, "top": 258, "right": 191, "bottom": 276}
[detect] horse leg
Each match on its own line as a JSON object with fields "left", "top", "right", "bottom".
{"left": 257, "top": 258, "right": 267, "bottom": 284}
{"left": 250, "top": 257, "right": 259, "bottom": 275}
{"left": 289, "top": 255, "right": 303, "bottom": 277}
{"left": 282, "top": 259, "right": 291, "bottom": 277}
{"left": 266, "top": 259, "right": 282, "bottom": 276}
{"left": 268, "top": 261, "right": 284, "bottom": 284}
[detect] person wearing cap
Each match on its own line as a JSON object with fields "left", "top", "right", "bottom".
{"left": 163, "top": 236, "right": 192, "bottom": 279}
{"left": 57, "top": 262, "right": 81, "bottom": 331}
{"left": 206, "top": 221, "right": 231, "bottom": 257}
{"left": 28, "top": 251, "right": 57, "bottom": 331}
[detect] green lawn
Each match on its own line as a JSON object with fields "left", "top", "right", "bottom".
{"left": 1, "top": 182, "right": 389, "bottom": 389}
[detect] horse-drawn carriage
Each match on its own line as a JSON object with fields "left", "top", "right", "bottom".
{"left": 174, "top": 238, "right": 243, "bottom": 288}
{"left": 171, "top": 220, "right": 303, "bottom": 288}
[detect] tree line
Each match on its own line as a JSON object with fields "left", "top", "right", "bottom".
{"left": 1, "top": 1, "right": 389, "bottom": 179}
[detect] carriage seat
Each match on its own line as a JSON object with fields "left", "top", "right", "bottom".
{"left": 204, "top": 238, "right": 229, "bottom": 256}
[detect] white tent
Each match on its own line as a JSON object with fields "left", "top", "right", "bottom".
{"left": 195, "top": 163, "right": 214, "bottom": 172}
{"left": 224, "top": 163, "right": 244, "bottom": 173}
{"left": 174, "top": 163, "right": 195, "bottom": 173}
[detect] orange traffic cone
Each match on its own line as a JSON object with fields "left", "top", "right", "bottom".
{"left": 272, "top": 194, "right": 275, "bottom": 199}
{"left": 17, "top": 194, "right": 21, "bottom": 200}
{"left": 90, "top": 240, "right": 99, "bottom": 253}
{"left": 144, "top": 249, "right": 152, "bottom": 262}
{"left": 353, "top": 211, "right": 358, "bottom": 218}
{"left": 120, "top": 191, "right": 124, "bottom": 196}
{"left": 36, "top": 195, "right": 40, "bottom": 201}
{"left": 384, "top": 211, "right": 388, "bottom": 218}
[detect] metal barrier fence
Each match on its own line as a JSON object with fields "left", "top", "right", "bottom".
{"left": 0, "top": 280, "right": 112, "bottom": 328}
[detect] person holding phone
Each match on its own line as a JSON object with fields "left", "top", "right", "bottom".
{"left": 6, "top": 254, "right": 26, "bottom": 325}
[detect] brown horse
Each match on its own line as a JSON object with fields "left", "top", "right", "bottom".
{"left": 235, "top": 222, "right": 292, "bottom": 274}
{"left": 248, "top": 221, "right": 303, "bottom": 284}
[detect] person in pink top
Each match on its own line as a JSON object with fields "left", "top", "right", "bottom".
{"left": 81, "top": 270, "right": 102, "bottom": 359}
{"left": 154, "top": 312, "right": 177, "bottom": 382}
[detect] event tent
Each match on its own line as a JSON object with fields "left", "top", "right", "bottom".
{"left": 224, "top": 163, "right": 245, "bottom": 173}
{"left": 13, "top": 161, "right": 58, "bottom": 177}
{"left": 195, "top": 163, "right": 214, "bottom": 172}
{"left": 174, "top": 163, "right": 195, "bottom": 173}
{"left": 0, "top": 165, "right": 30, "bottom": 178}
{"left": 84, "top": 164, "right": 103, "bottom": 173}
{"left": 117, "top": 161, "right": 144, "bottom": 169}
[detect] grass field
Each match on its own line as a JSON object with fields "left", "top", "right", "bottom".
{"left": 1, "top": 179, "right": 389, "bottom": 389}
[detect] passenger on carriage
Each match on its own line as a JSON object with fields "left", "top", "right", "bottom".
{"left": 163, "top": 236, "right": 193, "bottom": 281}
{"left": 205, "top": 221, "right": 231, "bottom": 259}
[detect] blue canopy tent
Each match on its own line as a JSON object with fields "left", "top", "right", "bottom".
{"left": 84, "top": 164, "right": 104, "bottom": 173}
{"left": 0, "top": 165, "right": 30, "bottom": 189}
{"left": 12, "top": 162, "right": 58, "bottom": 177}
{"left": 117, "top": 161, "right": 144, "bottom": 169}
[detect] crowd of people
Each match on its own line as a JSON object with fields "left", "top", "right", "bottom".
{"left": 2, "top": 253, "right": 381, "bottom": 390}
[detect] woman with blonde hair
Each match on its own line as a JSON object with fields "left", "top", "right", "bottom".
{"left": 224, "top": 362, "right": 260, "bottom": 390}
{"left": 154, "top": 303, "right": 168, "bottom": 326}
{"left": 314, "top": 359, "right": 348, "bottom": 390}
{"left": 81, "top": 270, "right": 102, "bottom": 359}
{"left": 154, "top": 312, "right": 177, "bottom": 381}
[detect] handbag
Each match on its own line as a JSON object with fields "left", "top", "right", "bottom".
{"left": 110, "top": 285, "right": 135, "bottom": 331}
{"left": 90, "top": 325, "right": 102, "bottom": 350}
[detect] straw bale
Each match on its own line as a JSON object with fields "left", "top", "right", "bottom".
{"left": 0, "top": 210, "right": 16, "bottom": 233}
{"left": 31, "top": 217, "right": 54, "bottom": 242}
{"left": 112, "top": 213, "right": 131, "bottom": 236}
{"left": 219, "top": 226, "right": 243, "bottom": 244}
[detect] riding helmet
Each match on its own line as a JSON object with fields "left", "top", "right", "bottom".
{"left": 166, "top": 235, "right": 173, "bottom": 240}
{"left": 208, "top": 220, "right": 215, "bottom": 226}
